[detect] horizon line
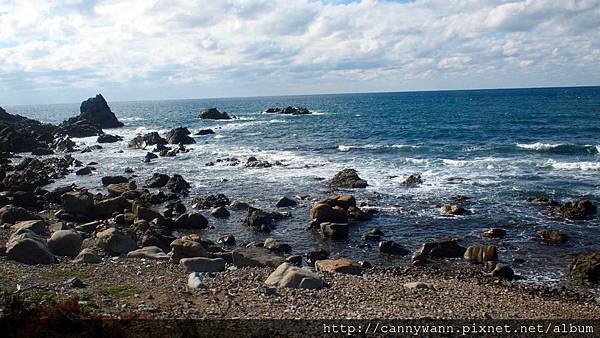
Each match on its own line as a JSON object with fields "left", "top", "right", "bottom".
{"left": 4, "top": 84, "right": 599, "bottom": 107}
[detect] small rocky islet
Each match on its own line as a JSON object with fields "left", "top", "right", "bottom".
{"left": 0, "top": 94, "right": 598, "bottom": 320}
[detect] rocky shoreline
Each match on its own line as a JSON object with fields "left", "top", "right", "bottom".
{"left": 0, "top": 95, "right": 599, "bottom": 322}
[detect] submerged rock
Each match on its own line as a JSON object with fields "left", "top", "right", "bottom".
{"left": 537, "top": 228, "right": 568, "bottom": 244}
{"left": 330, "top": 169, "right": 368, "bottom": 189}
{"left": 483, "top": 228, "right": 506, "bottom": 238}
{"left": 379, "top": 240, "right": 410, "bottom": 256}
{"left": 195, "top": 129, "right": 215, "bottom": 135}
{"left": 265, "top": 263, "right": 323, "bottom": 290}
{"left": 441, "top": 204, "right": 468, "bottom": 215}
{"left": 557, "top": 200, "right": 597, "bottom": 220}
{"left": 320, "top": 222, "right": 349, "bottom": 240}
{"left": 198, "top": 108, "right": 231, "bottom": 120}
{"left": 276, "top": 196, "right": 297, "bottom": 208}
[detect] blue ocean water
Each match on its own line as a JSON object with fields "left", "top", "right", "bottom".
{"left": 6, "top": 86, "right": 600, "bottom": 282}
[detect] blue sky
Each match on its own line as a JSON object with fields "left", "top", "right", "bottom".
{"left": 0, "top": 0, "right": 598, "bottom": 105}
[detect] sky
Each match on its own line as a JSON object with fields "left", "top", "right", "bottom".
{"left": 0, "top": 0, "right": 599, "bottom": 105}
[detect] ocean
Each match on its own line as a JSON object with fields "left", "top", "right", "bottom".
{"left": 6, "top": 86, "right": 600, "bottom": 283}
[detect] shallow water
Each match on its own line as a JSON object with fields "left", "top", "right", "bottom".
{"left": 6, "top": 87, "right": 600, "bottom": 283}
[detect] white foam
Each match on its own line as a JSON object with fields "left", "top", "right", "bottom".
{"left": 516, "top": 142, "right": 562, "bottom": 150}
{"left": 546, "top": 159, "right": 600, "bottom": 171}
{"left": 337, "top": 144, "right": 419, "bottom": 152}
{"left": 268, "top": 119, "right": 286, "bottom": 124}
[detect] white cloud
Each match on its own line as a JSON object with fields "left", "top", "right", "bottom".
{"left": 0, "top": 0, "right": 598, "bottom": 104}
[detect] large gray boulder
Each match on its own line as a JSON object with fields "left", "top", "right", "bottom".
{"left": 197, "top": 108, "right": 231, "bottom": 120}
{"left": 61, "top": 191, "right": 94, "bottom": 216}
{"left": 169, "top": 238, "right": 208, "bottom": 263}
{"left": 265, "top": 263, "right": 324, "bottom": 290}
{"left": 96, "top": 227, "right": 137, "bottom": 255}
{"left": 6, "top": 235, "right": 55, "bottom": 265}
{"left": 180, "top": 257, "right": 226, "bottom": 273}
{"left": 232, "top": 247, "right": 285, "bottom": 268}
{"left": 94, "top": 196, "right": 128, "bottom": 218}
{"left": 127, "top": 246, "right": 169, "bottom": 260}
{"left": 0, "top": 205, "right": 42, "bottom": 224}
{"left": 47, "top": 230, "right": 82, "bottom": 257}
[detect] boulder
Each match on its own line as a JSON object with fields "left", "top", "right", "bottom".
{"left": 197, "top": 108, "right": 231, "bottom": 120}
{"left": 330, "top": 169, "right": 368, "bottom": 189}
{"left": 144, "top": 173, "right": 170, "bottom": 188}
{"left": 217, "top": 234, "right": 236, "bottom": 245}
{"left": 0, "top": 205, "right": 42, "bottom": 224}
{"left": 106, "top": 183, "right": 131, "bottom": 196}
{"left": 192, "top": 194, "right": 230, "bottom": 209}
{"left": 265, "top": 263, "right": 323, "bottom": 289}
{"left": 570, "top": 252, "right": 600, "bottom": 284}
{"left": 133, "top": 203, "right": 164, "bottom": 223}
{"left": 96, "top": 227, "right": 137, "bottom": 255}
{"left": 97, "top": 134, "right": 122, "bottom": 143}
{"left": 127, "top": 246, "right": 169, "bottom": 260}
{"left": 6, "top": 236, "right": 55, "bottom": 265}
{"left": 180, "top": 257, "right": 226, "bottom": 273}
{"left": 175, "top": 213, "right": 208, "bottom": 229}
{"left": 245, "top": 157, "right": 272, "bottom": 168}
{"left": 464, "top": 245, "right": 498, "bottom": 263}
{"left": 94, "top": 196, "right": 128, "bottom": 219}
{"left": 61, "top": 191, "right": 94, "bottom": 216}
{"left": 232, "top": 247, "right": 285, "bottom": 268}
{"left": 264, "top": 238, "right": 292, "bottom": 254}
{"left": 170, "top": 238, "right": 208, "bottom": 263}
{"left": 77, "top": 94, "right": 123, "bottom": 128}
{"left": 11, "top": 220, "right": 46, "bottom": 235}
{"left": 165, "top": 174, "right": 190, "bottom": 194}
{"left": 315, "top": 258, "right": 362, "bottom": 275}
{"left": 414, "top": 239, "right": 467, "bottom": 262}
{"left": 210, "top": 206, "right": 230, "bottom": 218}
{"left": 47, "top": 230, "right": 82, "bottom": 257}
{"left": 276, "top": 196, "right": 297, "bottom": 208}
{"left": 310, "top": 203, "right": 348, "bottom": 225}
{"left": 441, "top": 204, "right": 468, "bottom": 215}
{"left": 490, "top": 263, "right": 515, "bottom": 280}
{"left": 101, "top": 176, "right": 128, "bottom": 186}
{"left": 320, "top": 222, "right": 349, "bottom": 240}
{"left": 537, "top": 228, "right": 568, "bottom": 244}
{"left": 195, "top": 129, "right": 215, "bottom": 135}
{"left": 165, "top": 127, "right": 195, "bottom": 145}
{"left": 558, "top": 200, "right": 597, "bottom": 220}
{"left": 73, "top": 248, "right": 102, "bottom": 263}
{"left": 402, "top": 174, "right": 423, "bottom": 185}
{"left": 187, "top": 272, "right": 206, "bottom": 289}
{"left": 320, "top": 195, "right": 356, "bottom": 209}
{"left": 483, "top": 228, "right": 506, "bottom": 238}
{"left": 129, "top": 132, "right": 167, "bottom": 149}
{"left": 379, "top": 240, "right": 410, "bottom": 256}
{"left": 75, "top": 166, "right": 92, "bottom": 175}
{"left": 243, "top": 208, "right": 275, "bottom": 232}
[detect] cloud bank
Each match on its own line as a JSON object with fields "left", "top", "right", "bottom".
{"left": 0, "top": 0, "right": 598, "bottom": 104}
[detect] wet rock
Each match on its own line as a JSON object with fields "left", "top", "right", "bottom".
{"left": 232, "top": 247, "right": 285, "bottom": 268}
{"left": 144, "top": 173, "right": 169, "bottom": 188}
{"left": 47, "top": 230, "right": 82, "bottom": 257}
{"left": 464, "top": 245, "right": 498, "bottom": 263}
{"left": 127, "top": 246, "right": 169, "bottom": 260}
{"left": 402, "top": 174, "right": 423, "bottom": 185}
{"left": 484, "top": 228, "right": 506, "bottom": 238}
{"left": 276, "top": 196, "right": 297, "bottom": 208}
{"left": 61, "top": 191, "right": 94, "bottom": 217}
{"left": 165, "top": 127, "right": 195, "bottom": 145}
{"left": 310, "top": 203, "right": 348, "bottom": 225}
{"left": 6, "top": 235, "right": 55, "bottom": 265}
{"left": 211, "top": 206, "right": 230, "bottom": 218}
{"left": 217, "top": 234, "right": 236, "bottom": 245}
{"left": 320, "top": 222, "right": 349, "bottom": 240}
{"left": 320, "top": 195, "right": 356, "bottom": 209}
{"left": 31, "top": 147, "right": 54, "bottom": 155}
{"left": 175, "top": 213, "right": 208, "bottom": 229}
{"left": 106, "top": 182, "right": 131, "bottom": 196}
{"left": 0, "top": 107, "right": 59, "bottom": 153}
{"left": 192, "top": 194, "right": 231, "bottom": 209}
{"left": 170, "top": 238, "right": 208, "bottom": 263}
{"left": 180, "top": 257, "right": 226, "bottom": 273}
{"left": 379, "top": 240, "right": 410, "bottom": 256}
{"left": 330, "top": 168, "right": 368, "bottom": 189}
{"left": 245, "top": 157, "right": 272, "bottom": 168}
{"left": 363, "top": 227, "right": 384, "bottom": 241}
{"left": 263, "top": 238, "right": 292, "bottom": 254}
{"left": 441, "top": 204, "right": 468, "bottom": 215}
{"left": 229, "top": 201, "right": 249, "bottom": 210}
{"left": 73, "top": 248, "right": 102, "bottom": 263}
{"left": 129, "top": 132, "right": 167, "bottom": 149}
{"left": 527, "top": 196, "right": 559, "bottom": 206}
{"left": 11, "top": 220, "right": 46, "bottom": 235}
{"left": 315, "top": 258, "right": 362, "bottom": 275}
{"left": 144, "top": 152, "right": 158, "bottom": 162}
{"left": 265, "top": 262, "right": 323, "bottom": 290}
{"left": 0, "top": 205, "right": 42, "bottom": 224}
{"left": 165, "top": 175, "right": 191, "bottom": 195}
{"left": 75, "top": 94, "right": 123, "bottom": 129}
{"left": 197, "top": 108, "right": 231, "bottom": 120}
{"left": 94, "top": 196, "right": 128, "bottom": 219}
{"left": 537, "top": 228, "right": 568, "bottom": 244}
{"left": 133, "top": 203, "right": 164, "bottom": 223}
{"left": 101, "top": 176, "right": 128, "bottom": 186}
{"left": 305, "top": 250, "right": 329, "bottom": 265}
{"left": 557, "top": 200, "right": 597, "bottom": 220}
{"left": 243, "top": 208, "right": 275, "bottom": 232}
{"left": 414, "top": 240, "right": 467, "bottom": 264}
{"left": 569, "top": 252, "right": 600, "bottom": 285}
{"left": 285, "top": 255, "right": 303, "bottom": 266}
{"left": 75, "top": 167, "right": 93, "bottom": 176}
{"left": 97, "top": 134, "right": 122, "bottom": 143}
{"left": 58, "top": 119, "right": 103, "bottom": 138}
{"left": 490, "top": 263, "right": 515, "bottom": 280}
{"left": 265, "top": 106, "right": 311, "bottom": 115}
{"left": 195, "top": 129, "right": 215, "bottom": 135}
{"left": 96, "top": 227, "right": 137, "bottom": 255}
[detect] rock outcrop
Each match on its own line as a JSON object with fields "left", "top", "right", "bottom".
{"left": 165, "top": 127, "right": 195, "bottom": 145}
{"left": 330, "top": 169, "right": 368, "bottom": 189}
{"left": 265, "top": 106, "right": 311, "bottom": 115}
{"left": 570, "top": 252, "right": 600, "bottom": 284}
{"left": 197, "top": 108, "right": 231, "bottom": 120}
{"left": 265, "top": 263, "right": 324, "bottom": 290}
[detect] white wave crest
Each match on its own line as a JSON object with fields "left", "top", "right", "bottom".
{"left": 516, "top": 142, "right": 562, "bottom": 150}
{"left": 546, "top": 160, "right": 600, "bottom": 171}
{"left": 338, "top": 144, "right": 419, "bottom": 152}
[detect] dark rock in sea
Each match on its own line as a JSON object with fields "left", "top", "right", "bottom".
{"left": 310, "top": 202, "right": 348, "bottom": 226}
{"left": 211, "top": 206, "right": 230, "bottom": 218}
{"left": 198, "top": 108, "right": 232, "bottom": 120}
{"left": 97, "top": 134, "right": 122, "bottom": 143}
{"left": 165, "top": 174, "right": 191, "bottom": 195}
{"left": 464, "top": 245, "right": 498, "bottom": 263}
{"left": 379, "top": 240, "right": 410, "bottom": 256}
{"left": 31, "top": 147, "right": 54, "bottom": 156}
{"left": 569, "top": 252, "right": 600, "bottom": 285}
{"left": 363, "top": 227, "right": 384, "bottom": 241}
{"left": 414, "top": 240, "right": 467, "bottom": 263}
{"left": 144, "top": 152, "right": 158, "bottom": 162}
{"left": 0, "top": 106, "right": 59, "bottom": 153}
{"left": 3, "top": 156, "right": 76, "bottom": 192}
{"left": 265, "top": 106, "right": 311, "bottom": 115}
{"left": 557, "top": 200, "right": 597, "bottom": 220}
{"left": 264, "top": 238, "right": 292, "bottom": 254}
{"left": 192, "top": 194, "right": 230, "bottom": 209}
{"left": 101, "top": 176, "right": 128, "bottom": 186}
{"left": 217, "top": 234, "right": 236, "bottom": 245}
{"left": 490, "top": 263, "right": 515, "bottom": 280}
{"left": 52, "top": 136, "right": 76, "bottom": 153}
{"left": 175, "top": 213, "right": 209, "bottom": 229}
{"left": 330, "top": 168, "right": 368, "bottom": 189}
{"left": 305, "top": 250, "right": 329, "bottom": 266}
{"left": 229, "top": 201, "right": 249, "bottom": 210}
{"left": 129, "top": 132, "right": 167, "bottom": 149}
{"left": 196, "top": 129, "right": 215, "bottom": 135}
{"left": 402, "top": 174, "right": 423, "bottom": 185}
{"left": 276, "top": 196, "right": 297, "bottom": 208}
{"left": 320, "top": 222, "right": 349, "bottom": 240}
{"left": 441, "top": 204, "right": 468, "bottom": 215}
{"left": 144, "top": 173, "right": 170, "bottom": 188}
{"left": 537, "top": 228, "right": 568, "bottom": 244}
{"left": 243, "top": 207, "right": 278, "bottom": 232}
{"left": 245, "top": 157, "right": 272, "bottom": 168}
{"left": 75, "top": 166, "right": 93, "bottom": 176}
{"left": 483, "top": 228, "right": 506, "bottom": 238}
{"left": 80, "top": 145, "right": 102, "bottom": 153}
{"left": 79, "top": 94, "right": 124, "bottom": 129}
{"left": 165, "top": 127, "right": 195, "bottom": 145}
{"left": 527, "top": 196, "right": 559, "bottom": 206}
{"left": 59, "top": 119, "right": 104, "bottom": 138}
